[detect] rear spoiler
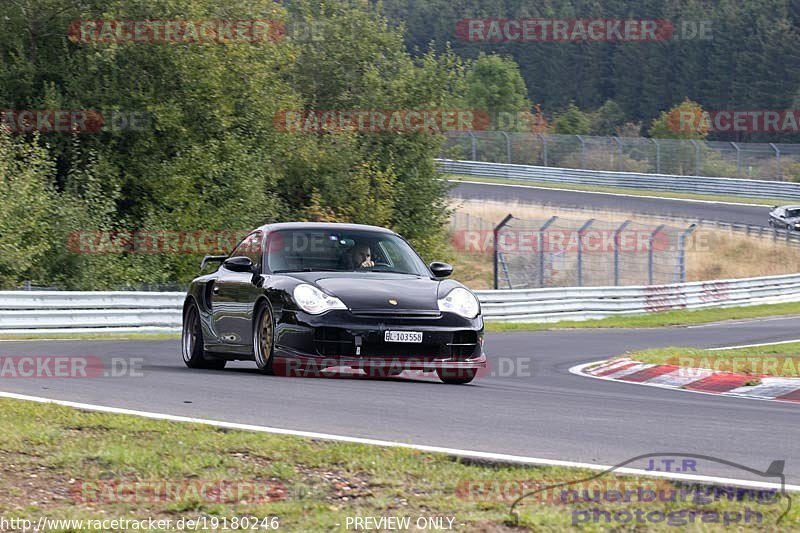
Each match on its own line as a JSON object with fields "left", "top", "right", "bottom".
{"left": 201, "top": 255, "right": 227, "bottom": 271}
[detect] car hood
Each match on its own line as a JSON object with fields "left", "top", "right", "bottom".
{"left": 288, "top": 272, "right": 440, "bottom": 311}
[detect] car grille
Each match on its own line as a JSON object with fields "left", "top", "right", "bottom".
{"left": 349, "top": 310, "right": 442, "bottom": 319}
{"left": 313, "top": 327, "right": 478, "bottom": 359}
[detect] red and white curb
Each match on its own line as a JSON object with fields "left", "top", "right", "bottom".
{"left": 572, "top": 358, "right": 800, "bottom": 404}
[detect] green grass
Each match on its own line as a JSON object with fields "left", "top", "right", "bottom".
{"left": 447, "top": 175, "right": 789, "bottom": 206}
{"left": 485, "top": 302, "right": 800, "bottom": 332}
{"left": 0, "top": 398, "right": 796, "bottom": 531}
{"left": 630, "top": 342, "right": 800, "bottom": 378}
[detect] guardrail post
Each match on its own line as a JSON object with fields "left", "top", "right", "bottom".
{"left": 677, "top": 224, "right": 697, "bottom": 283}
{"left": 577, "top": 219, "right": 595, "bottom": 287}
{"left": 652, "top": 139, "right": 661, "bottom": 173}
{"left": 500, "top": 131, "right": 512, "bottom": 163}
{"left": 614, "top": 221, "right": 631, "bottom": 286}
{"left": 770, "top": 143, "right": 781, "bottom": 180}
{"left": 731, "top": 142, "right": 741, "bottom": 177}
{"left": 539, "top": 134, "right": 549, "bottom": 167}
{"left": 613, "top": 136, "right": 623, "bottom": 171}
{"left": 539, "top": 216, "right": 559, "bottom": 288}
{"left": 469, "top": 131, "right": 479, "bottom": 161}
{"left": 493, "top": 214, "right": 515, "bottom": 290}
{"left": 648, "top": 224, "right": 666, "bottom": 285}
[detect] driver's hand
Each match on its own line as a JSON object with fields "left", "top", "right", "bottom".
{"left": 360, "top": 260, "right": 375, "bottom": 268}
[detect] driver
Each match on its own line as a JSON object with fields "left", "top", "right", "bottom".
{"left": 350, "top": 243, "right": 375, "bottom": 269}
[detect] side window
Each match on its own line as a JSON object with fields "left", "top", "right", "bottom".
{"left": 231, "top": 232, "right": 263, "bottom": 267}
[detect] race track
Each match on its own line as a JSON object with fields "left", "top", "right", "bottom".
{"left": 1, "top": 316, "right": 798, "bottom": 483}
{"left": 450, "top": 181, "right": 770, "bottom": 227}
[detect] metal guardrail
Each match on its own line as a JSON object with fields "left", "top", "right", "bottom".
{"left": 0, "top": 291, "right": 185, "bottom": 333}
{"left": 438, "top": 159, "right": 800, "bottom": 201}
{"left": 2, "top": 274, "right": 800, "bottom": 332}
{"left": 476, "top": 273, "right": 800, "bottom": 323}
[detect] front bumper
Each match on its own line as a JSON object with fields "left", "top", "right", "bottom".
{"left": 273, "top": 309, "right": 486, "bottom": 370}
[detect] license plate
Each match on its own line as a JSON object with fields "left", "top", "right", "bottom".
{"left": 384, "top": 331, "right": 423, "bottom": 343}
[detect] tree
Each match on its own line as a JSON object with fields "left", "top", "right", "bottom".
{"left": 553, "top": 103, "right": 591, "bottom": 135}
{"left": 649, "top": 99, "right": 709, "bottom": 140}
{"left": 462, "top": 53, "right": 530, "bottom": 130}
{"left": 591, "top": 100, "right": 626, "bottom": 136}
{"left": 0, "top": 130, "right": 56, "bottom": 287}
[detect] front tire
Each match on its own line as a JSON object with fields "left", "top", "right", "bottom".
{"left": 436, "top": 367, "right": 477, "bottom": 385}
{"left": 182, "top": 302, "right": 226, "bottom": 370}
{"left": 253, "top": 303, "right": 276, "bottom": 375}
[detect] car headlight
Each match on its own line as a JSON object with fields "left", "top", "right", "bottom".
{"left": 438, "top": 287, "right": 480, "bottom": 319}
{"left": 293, "top": 284, "right": 347, "bottom": 315}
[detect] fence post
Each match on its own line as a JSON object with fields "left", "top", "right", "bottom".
{"left": 539, "top": 216, "right": 559, "bottom": 288}
{"left": 613, "top": 136, "right": 623, "bottom": 171}
{"left": 539, "top": 134, "right": 549, "bottom": 167}
{"left": 493, "top": 214, "right": 514, "bottom": 290}
{"left": 577, "top": 135, "right": 587, "bottom": 168}
{"left": 648, "top": 224, "right": 667, "bottom": 285}
{"left": 468, "top": 131, "right": 477, "bottom": 160}
{"left": 677, "top": 224, "right": 697, "bottom": 283}
{"left": 691, "top": 140, "right": 701, "bottom": 175}
{"left": 614, "top": 221, "right": 632, "bottom": 286}
{"left": 731, "top": 142, "right": 742, "bottom": 177}
{"left": 770, "top": 143, "right": 781, "bottom": 180}
{"left": 577, "top": 219, "right": 595, "bottom": 287}
{"left": 653, "top": 138, "right": 661, "bottom": 173}
{"left": 500, "top": 131, "right": 512, "bottom": 163}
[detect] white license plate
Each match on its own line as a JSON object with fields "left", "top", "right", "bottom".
{"left": 384, "top": 331, "right": 423, "bottom": 343}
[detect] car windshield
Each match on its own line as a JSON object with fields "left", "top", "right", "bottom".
{"left": 267, "top": 229, "right": 428, "bottom": 275}
{"left": 786, "top": 209, "right": 800, "bottom": 218}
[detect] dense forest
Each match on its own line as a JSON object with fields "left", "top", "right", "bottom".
{"left": 2, "top": 0, "right": 799, "bottom": 289}
{"left": 382, "top": 0, "right": 800, "bottom": 141}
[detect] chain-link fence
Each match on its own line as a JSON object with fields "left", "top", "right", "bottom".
{"left": 441, "top": 131, "right": 800, "bottom": 181}
{"left": 451, "top": 212, "right": 695, "bottom": 289}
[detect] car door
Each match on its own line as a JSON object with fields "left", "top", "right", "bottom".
{"left": 210, "top": 231, "right": 265, "bottom": 352}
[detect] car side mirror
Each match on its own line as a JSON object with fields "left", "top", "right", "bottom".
{"left": 223, "top": 256, "right": 255, "bottom": 273}
{"left": 430, "top": 262, "right": 453, "bottom": 278}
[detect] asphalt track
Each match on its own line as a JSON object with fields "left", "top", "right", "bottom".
{"left": 1, "top": 182, "right": 797, "bottom": 487}
{"left": 1, "top": 316, "right": 798, "bottom": 483}
{"left": 450, "top": 181, "right": 770, "bottom": 227}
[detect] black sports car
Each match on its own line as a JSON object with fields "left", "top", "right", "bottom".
{"left": 769, "top": 205, "right": 800, "bottom": 231}
{"left": 181, "top": 222, "right": 486, "bottom": 384}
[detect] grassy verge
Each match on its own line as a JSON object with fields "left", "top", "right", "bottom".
{"left": 447, "top": 175, "right": 785, "bottom": 206}
{"left": 0, "top": 398, "right": 795, "bottom": 531}
{"left": 631, "top": 342, "right": 800, "bottom": 378}
{"left": 485, "top": 302, "right": 800, "bottom": 332}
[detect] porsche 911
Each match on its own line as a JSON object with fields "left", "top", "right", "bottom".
{"left": 181, "top": 222, "right": 486, "bottom": 384}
